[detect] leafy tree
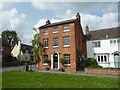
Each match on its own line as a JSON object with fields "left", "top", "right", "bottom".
{"left": 1, "top": 30, "right": 18, "bottom": 46}
{"left": 32, "top": 34, "right": 45, "bottom": 62}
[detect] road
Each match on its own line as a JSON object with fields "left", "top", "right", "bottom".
{"left": 1, "top": 64, "right": 37, "bottom": 72}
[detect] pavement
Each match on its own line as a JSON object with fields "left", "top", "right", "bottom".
{"left": 1, "top": 66, "right": 120, "bottom": 78}
{"left": 33, "top": 69, "right": 120, "bottom": 78}
{"left": 1, "top": 64, "right": 37, "bottom": 72}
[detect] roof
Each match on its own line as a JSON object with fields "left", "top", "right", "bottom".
{"left": 0, "top": 38, "right": 11, "bottom": 47}
{"left": 21, "top": 44, "right": 33, "bottom": 53}
{"left": 39, "top": 19, "right": 76, "bottom": 29}
{"left": 87, "top": 27, "right": 120, "bottom": 40}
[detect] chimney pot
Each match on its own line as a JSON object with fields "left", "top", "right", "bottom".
{"left": 86, "top": 25, "right": 89, "bottom": 35}
{"left": 46, "top": 20, "right": 50, "bottom": 25}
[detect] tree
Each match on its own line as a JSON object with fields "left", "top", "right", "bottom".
{"left": 32, "top": 34, "right": 45, "bottom": 63}
{"left": 1, "top": 30, "right": 18, "bottom": 46}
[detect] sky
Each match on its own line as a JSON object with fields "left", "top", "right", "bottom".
{"left": 0, "top": 1, "right": 119, "bottom": 45}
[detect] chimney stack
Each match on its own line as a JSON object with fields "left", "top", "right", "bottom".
{"left": 76, "top": 13, "right": 80, "bottom": 23}
{"left": 46, "top": 20, "right": 51, "bottom": 25}
{"left": 85, "top": 25, "right": 89, "bottom": 35}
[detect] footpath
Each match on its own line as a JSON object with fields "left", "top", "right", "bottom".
{"left": 34, "top": 69, "right": 120, "bottom": 78}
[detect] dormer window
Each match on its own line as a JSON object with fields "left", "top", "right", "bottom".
{"left": 63, "top": 26, "right": 70, "bottom": 32}
{"left": 43, "top": 29, "right": 48, "bottom": 35}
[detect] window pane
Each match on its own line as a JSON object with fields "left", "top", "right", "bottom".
{"left": 101, "top": 56, "right": 103, "bottom": 62}
{"left": 53, "top": 28, "right": 58, "bottom": 33}
{"left": 98, "top": 56, "right": 100, "bottom": 62}
{"left": 43, "top": 38, "right": 48, "bottom": 47}
{"left": 104, "top": 56, "right": 107, "bottom": 62}
{"left": 43, "top": 29, "right": 48, "bottom": 34}
{"left": 64, "top": 54, "right": 70, "bottom": 64}
{"left": 53, "top": 38, "right": 58, "bottom": 46}
{"left": 43, "top": 55, "right": 48, "bottom": 63}
{"left": 63, "top": 36, "right": 70, "bottom": 46}
{"left": 63, "top": 26, "right": 70, "bottom": 31}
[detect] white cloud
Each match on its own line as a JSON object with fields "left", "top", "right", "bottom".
{"left": 0, "top": 8, "right": 31, "bottom": 44}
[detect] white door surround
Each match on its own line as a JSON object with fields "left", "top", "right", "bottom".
{"left": 51, "top": 51, "right": 60, "bottom": 69}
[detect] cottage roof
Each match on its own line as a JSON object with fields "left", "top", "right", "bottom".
{"left": 87, "top": 27, "right": 120, "bottom": 40}
{"left": 21, "top": 44, "right": 33, "bottom": 53}
{"left": 39, "top": 19, "right": 76, "bottom": 29}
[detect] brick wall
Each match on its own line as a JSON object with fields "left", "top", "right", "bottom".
{"left": 85, "top": 68, "right": 120, "bottom": 75}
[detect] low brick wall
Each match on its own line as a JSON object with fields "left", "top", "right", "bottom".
{"left": 85, "top": 68, "right": 120, "bottom": 75}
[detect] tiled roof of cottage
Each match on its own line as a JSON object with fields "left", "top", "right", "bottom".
{"left": 39, "top": 19, "right": 76, "bottom": 29}
{"left": 87, "top": 27, "right": 120, "bottom": 40}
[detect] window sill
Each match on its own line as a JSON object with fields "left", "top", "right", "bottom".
{"left": 43, "top": 63, "right": 48, "bottom": 66}
{"left": 44, "top": 47, "right": 48, "bottom": 49}
{"left": 53, "top": 46, "right": 59, "bottom": 48}
{"left": 44, "top": 33, "right": 48, "bottom": 35}
{"left": 63, "top": 45, "right": 70, "bottom": 47}
{"left": 53, "top": 32, "right": 58, "bottom": 34}
{"left": 63, "top": 30, "right": 70, "bottom": 32}
{"left": 64, "top": 64, "right": 71, "bottom": 67}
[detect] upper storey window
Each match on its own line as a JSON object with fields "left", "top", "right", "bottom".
{"left": 92, "top": 41, "right": 100, "bottom": 48}
{"left": 110, "top": 39, "right": 120, "bottom": 47}
{"left": 53, "top": 27, "right": 58, "bottom": 33}
{"left": 43, "top": 29, "right": 48, "bottom": 35}
{"left": 63, "top": 26, "right": 70, "bottom": 32}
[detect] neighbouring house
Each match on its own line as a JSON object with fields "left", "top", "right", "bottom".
{"left": 0, "top": 38, "right": 33, "bottom": 67}
{"left": 11, "top": 40, "right": 33, "bottom": 62}
{"left": 86, "top": 26, "right": 120, "bottom": 68}
{"left": 37, "top": 13, "right": 87, "bottom": 71}
{"left": 0, "top": 38, "right": 12, "bottom": 66}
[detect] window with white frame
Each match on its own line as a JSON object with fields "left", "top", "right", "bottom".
{"left": 43, "top": 29, "right": 48, "bottom": 35}
{"left": 53, "top": 37, "right": 58, "bottom": 47}
{"left": 53, "top": 27, "right": 58, "bottom": 33}
{"left": 64, "top": 54, "right": 71, "bottom": 65}
{"left": 43, "top": 38, "right": 48, "bottom": 48}
{"left": 92, "top": 41, "right": 100, "bottom": 48}
{"left": 63, "top": 36, "right": 70, "bottom": 47}
{"left": 110, "top": 39, "right": 120, "bottom": 47}
{"left": 63, "top": 26, "right": 70, "bottom": 32}
{"left": 96, "top": 55, "right": 108, "bottom": 63}
{"left": 43, "top": 55, "right": 48, "bottom": 65}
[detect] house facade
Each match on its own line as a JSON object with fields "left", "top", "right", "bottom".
{"left": 86, "top": 27, "right": 120, "bottom": 68}
{"left": 38, "top": 13, "right": 87, "bottom": 71}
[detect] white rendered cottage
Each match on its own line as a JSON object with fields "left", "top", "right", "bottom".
{"left": 86, "top": 26, "right": 120, "bottom": 68}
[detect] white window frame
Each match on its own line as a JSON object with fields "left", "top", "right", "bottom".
{"left": 43, "top": 55, "right": 48, "bottom": 66}
{"left": 63, "top": 26, "right": 70, "bottom": 32}
{"left": 53, "top": 37, "right": 58, "bottom": 48}
{"left": 43, "top": 38, "right": 48, "bottom": 48}
{"left": 53, "top": 27, "right": 58, "bottom": 33}
{"left": 43, "top": 29, "right": 49, "bottom": 35}
{"left": 64, "top": 54, "right": 71, "bottom": 66}
{"left": 63, "top": 36, "right": 70, "bottom": 47}
{"left": 92, "top": 41, "right": 100, "bottom": 48}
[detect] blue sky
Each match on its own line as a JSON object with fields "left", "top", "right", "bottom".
{"left": 0, "top": 1, "right": 119, "bottom": 45}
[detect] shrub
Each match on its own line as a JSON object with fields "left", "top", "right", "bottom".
{"left": 85, "top": 58, "right": 98, "bottom": 67}
{"left": 59, "top": 58, "right": 66, "bottom": 64}
{"left": 44, "top": 58, "right": 50, "bottom": 63}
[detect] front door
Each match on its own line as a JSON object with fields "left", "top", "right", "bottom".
{"left": 53, "top": 53, "right": 58, "bottom": 68}
{"left": 114, "top": 54, "right": 120, "bottom": 68}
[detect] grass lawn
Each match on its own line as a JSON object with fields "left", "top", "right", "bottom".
{"left": 2, "top": 70, "right": 119, "bottom": 88}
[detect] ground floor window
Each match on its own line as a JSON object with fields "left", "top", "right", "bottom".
{"left": 64, "top": 54, "right": 70, "bottom": 66}
{"left": 43, "top": 55, "right": 48, "bottom": 65}
{"left": 96, "top": 54, "right": 109, "bottom": 63}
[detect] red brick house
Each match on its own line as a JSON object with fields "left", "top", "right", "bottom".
{"left": 37, "top": 13, "right": 87, "bottom": 71}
